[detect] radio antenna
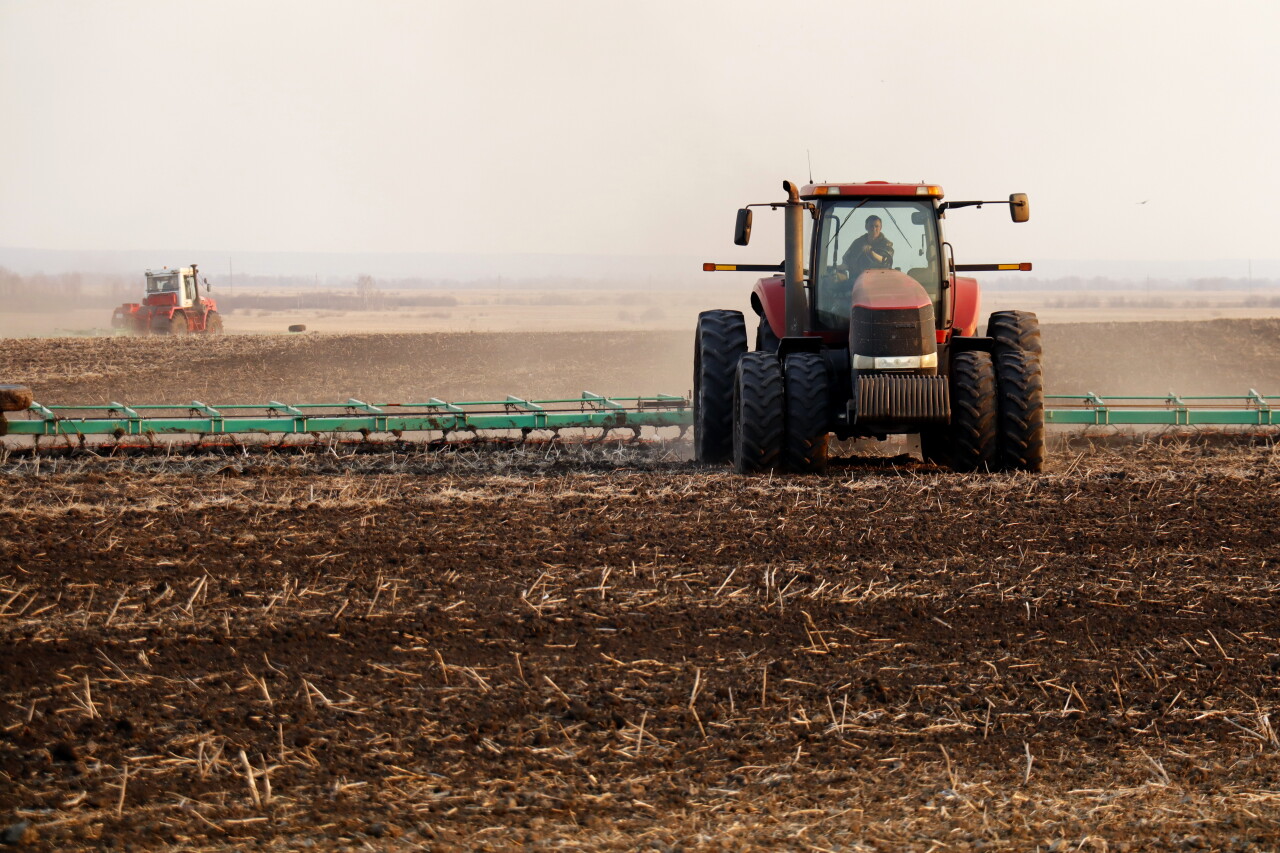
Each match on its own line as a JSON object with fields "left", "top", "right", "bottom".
{"left": 807, "top": 150, "right": 813, "bottom": 184}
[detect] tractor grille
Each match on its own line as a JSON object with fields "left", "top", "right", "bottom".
{"left": 853, "top": 375, "right": 950, "bottom": 424}
{"left": 851, "top": 305, "right": 936, "bottom": 358}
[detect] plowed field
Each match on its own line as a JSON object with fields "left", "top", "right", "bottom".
{"left": 2, "top": 321, "right": 1280, "bottom": 851}
{"left": 4, "top": 317, "right": 1279, "bottom": 405}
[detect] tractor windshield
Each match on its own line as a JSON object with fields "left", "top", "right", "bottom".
{"left": 146, "top": 273, "right": 179, "bottom": 293}
{"left": 812, "top": 199, "right": 942, "bottom": 330}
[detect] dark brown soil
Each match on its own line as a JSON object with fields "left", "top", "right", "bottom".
{"left": 1, "top": 322, "right": 1279, "bottom": 851}
{"left": 2, "top": 317, "right": 1277, "bottom": 407}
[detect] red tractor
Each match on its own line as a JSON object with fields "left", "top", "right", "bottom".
{"left": 696, "top": 180, "right": 1043, "bottom": 474}
{"left": 112, "top": 264, "right": 223, "bottom": 335}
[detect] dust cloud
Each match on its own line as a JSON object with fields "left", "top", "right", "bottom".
{"left": 1038, "top": 319, "right": 1280, "bottom": 397}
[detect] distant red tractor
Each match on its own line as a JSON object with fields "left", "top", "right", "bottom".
{"left": 112, "top": 264, "right": 223, "bottom": 335}
{"left": 696, "top": 180, "right": 1043, "bottom": 474}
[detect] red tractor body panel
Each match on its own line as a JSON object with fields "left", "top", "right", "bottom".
{"left": 751, "top": 275, "right": 786, "bottom": 341}
{"left": 852, "top": 270, "right": 933, "bottom": 310}
{"left": 144, "top": 292, "right": 179, "bottom": 308}
{"left": 800, "top": 181, "right": 943, "bottom": 199}
{"left": 952, "top": 276, "right": 981, "bottom": 337}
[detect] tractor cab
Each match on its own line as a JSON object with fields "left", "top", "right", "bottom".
{"left": 809, "top": 188, "right": 946, "bottom": 334}
{"left": 144, "top": 267, "right": 200, "bottom": 309}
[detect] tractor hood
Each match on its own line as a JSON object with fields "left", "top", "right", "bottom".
{"left": 851, "top": 270, "right": 932, "bottom": 311}
{"left": 849, "top": 270, "right": 937, "bottom": 375}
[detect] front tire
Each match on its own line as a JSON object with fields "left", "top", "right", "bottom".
{"left": 994, "top": 349, "right": 1045, "bottom": 472}
{"left": 206, "top": 311, "right": 224, "bottom": 334}
{"left": 732, "top": 352, "right": 784, "bottom": 474}
{"left": 946, "top": 350, "right": 998, "bottom": 472}
{"left": 694, "top": 310, "right": 747, "bottom": 463}
{"left": 782, "top": 353, "right": 829, "bottom": 473}
{"left": 151, "top": 312, "right": 184, "bottom": 334}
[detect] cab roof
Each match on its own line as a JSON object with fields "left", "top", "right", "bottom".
{"left": 801, "top": 181, "right": 943, "bottom": 199}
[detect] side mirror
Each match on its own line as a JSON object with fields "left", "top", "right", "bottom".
{"left": 910, "top": 211, "right": 926, "bottom": 225}
{"left": 1009, "top": 193, "right": 1030, "bottom": 223}
{"left": 203, "top": 277, "right": 212, "bottom": 291}
{"left": 734, "top": 208, "right": 753, "bottom": 246}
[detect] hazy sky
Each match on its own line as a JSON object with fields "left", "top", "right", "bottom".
{"left": 2, "top": 1, "right": 1278, "bottom": 270}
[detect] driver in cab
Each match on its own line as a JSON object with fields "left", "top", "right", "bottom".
{"left": 838, "top": 215, "right": 894, "bottom": 282}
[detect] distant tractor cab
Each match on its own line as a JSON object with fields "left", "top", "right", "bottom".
{"left": 696, "top": 180, "right": 1043, "bottom": 474}
{"left": 112, "top": 264, "right": 223, "bottom": 335}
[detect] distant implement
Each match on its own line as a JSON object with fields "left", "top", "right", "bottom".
{"left": 111, "top": 264, "right": 223, "bottom": 335}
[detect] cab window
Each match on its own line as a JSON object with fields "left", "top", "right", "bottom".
{"left": 812, "top": 199, "right": 941, "bottom": 330}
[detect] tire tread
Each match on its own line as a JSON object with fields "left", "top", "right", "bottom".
{"left": 694, "top": 310, "right": 747, "bottom": 463}
{"left": 995, "top": 349, "right": 1045, "bottom": 472}
{"left": 948, "top": 350, "right": 998, "bottom": 472}
{"left": 733, "top": 352, "right": 785, "bottom": 474}
{"left": 783, "top": 353, "right": 829, "bottom": 473}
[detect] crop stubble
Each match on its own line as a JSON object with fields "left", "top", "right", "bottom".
{"left": 1, "top": 440, "right": 1279, "bottom": 851}
{"left": 2, "top": 323, "right": 1280, "bottom": 851}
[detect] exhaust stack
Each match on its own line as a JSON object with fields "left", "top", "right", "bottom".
{"left": 782, "top": 180, "right": 807, "bottom": 338}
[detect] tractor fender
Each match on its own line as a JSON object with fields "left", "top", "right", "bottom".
{"left": 952, "top": 276, "right": 982, "bottom": 337}
{"left": 750, "top": 275, "right": 786, "bottom": 338}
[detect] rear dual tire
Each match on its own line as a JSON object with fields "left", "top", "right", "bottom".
{"left": 694, "top": 310, "right": 748, "bottom": 463}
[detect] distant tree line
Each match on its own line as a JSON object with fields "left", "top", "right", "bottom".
{"left": 4, "top": 265, "right": 1279, "bottom": 314}
{"left": 0, "top": 267, "right": 135, "bottom": 311}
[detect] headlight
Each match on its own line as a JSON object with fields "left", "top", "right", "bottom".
{"left": 853, "top": 353, "right": 937, "bottom": 370}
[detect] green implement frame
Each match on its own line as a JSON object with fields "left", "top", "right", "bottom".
{"left": 4, "top": 393, "right": 692, "bottom": 439}
{"left": 1044, "top": 391, "right": 1279, "bottom": 426}
{"left": 4, "top": 391, "right": 1277, "bottom": 443}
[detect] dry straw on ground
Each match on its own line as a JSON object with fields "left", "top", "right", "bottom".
{"left": 3, "top": 436, "right": 1280, "bottom": 851}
